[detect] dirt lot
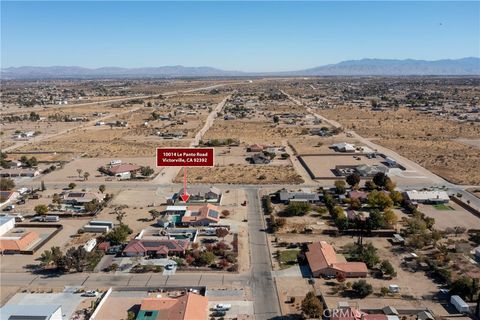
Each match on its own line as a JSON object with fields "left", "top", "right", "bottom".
{"left": 318, "top": 106, "right": 480, "bottom": 185}
{"left": 204, "top": 120, "right": 308, "bottom": 145}
{"left": 173, "top": 164, "right": 304, "bottom": 184}
{"left": 14, "top": 124, "right": 189, "bottom": 157}
{"left": 42, "top": 157, "right": 158, "bottom": 184}
{"left": 417, "top": 202, "right": 480, "bottom": 230}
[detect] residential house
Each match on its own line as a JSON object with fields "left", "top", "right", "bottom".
{"left": 0, "top": 304, "right": 63, "bottom": 320}
{"left": 355, "top": 165, "right": 388, "bottom": 177}
{"left": 306, "top": 241, "right": 368, "bottom": 278}
{"left": 247, "top": 144, "right": 264, "bottom": 152}
{"left": 405, "top": 190, "right": 449, "bottom": 204}
{"left": 0, "top": 215, "right": 16, "bottom": 236}
{"left": 103, "top": 163, "right": 141, "bottom": 179}
{"left": 123, "top": 239, "right": 189, "bottom": 257}
{"left": 62, "top": 191, "right": 105, "bottom": 205}
{"left": 181, "top": 204, "right": 221, "bottom": 226}
{"left": 136, "top": 292, "right": 208, "bottom": 320}
{"left": 0, "top": 231, "right": 39, "bottom": 253}
{"left": 177, "top": 186, "right": 222, "bottom": 203}
{"left": 348, "top": 190, "right": 368, "bottom": 202}
{"left": 331, "top": 142, "right": 356, "bottom": 152}
{"left": 278, "top": 189, "right": 320, "bottom": 204}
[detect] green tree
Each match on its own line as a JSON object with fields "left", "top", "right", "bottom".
{"left": 365, "top": 180, "right": 377, "bottom": 191}
{"left": 450, "top": 276, "right": 477, "bottom": 301}
{"left": 68, "top": 182, "right": 76, "bottom": 189}
{"left": 301, "top": 291, "right": 323, "bottom": 318}
{"left": 0, "top": 178, "right": 15, "bottom": 191}
{"left": 140, "top": 166, "right": 154, "bottom": 176}
{"left": 84, "top": 200, "right": 101, "bottom": 213}
{"left": 367, "top": 190, "right": 393, "bottom": 210}
{"left": 352, "top": 280, "right": 373, "bottom": 298}
{"left": 383, "top": 209, "right": 398, "bottom": 227}
{"left": 149, "top": 209, "right": 161, "bottom": 221}
{"left": 346, "top": 173, "right": 361, "bottom": 188}
{"left": 380, "top": 260, "right": 397, "bottom": 278}
{"left": 34, "top": 204, "right": 49, "bottom": 215}
{"left": 389, "top": 190, "right": 403, "bottom": 205}
{"left": 99, "top": 185, "right": 106, "bottom": 194}
{"left": 83, "top": 172, "right": 90, "bottom": 181}
{"left": 284, "top": 202, "right": 311, "bottom": 216}
{"left": 373, "top": 172, "right": 390, "bottom": 188}
{"left": 195, "top": 251, "right": 216, "bottom": 266}
{"left": 334, "top": 180, "right": 347, "bottom": 194}
{"left": 105, "top": 224, "right": 132, "bottom": 245}
{"left": 76, "top": 168, "right": 83, "bottom": 178}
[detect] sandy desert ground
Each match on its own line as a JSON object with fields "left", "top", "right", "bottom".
{"left": 318, "top": 106, "right": 480, "bottom": 185}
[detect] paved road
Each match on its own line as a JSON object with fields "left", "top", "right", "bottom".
{"left": 246, "top": 189, "right": 281, "bottom": 320}
{"left": 0, "top": 188, "right": 282, "bottom": 319}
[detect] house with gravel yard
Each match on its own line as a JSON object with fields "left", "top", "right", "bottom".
{"left": 123, "top": 239, "right": 190, "bottom": 257}
{"left": 61, "top": 191, "right": 105, "bottom": 205}
{"left": 404, "top": 190, "right": 449, "bottom": 204}
{"left": 177, "top": 186, "right": 222, "bottom": 204}
{"left": 135, "top": 292, "right": 208, "bottom": 320}
{"left": 306, "top": 241, "right": 368, "bottom": 278}
{"left": 180, "top": 204, "right": 221, "bottom": 226}
{"left": 278, "top": 188, "right": 321, "bottom": 204}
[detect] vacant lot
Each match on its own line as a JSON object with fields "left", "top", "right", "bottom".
{"left": 318, "top": 106, "right": 480, "bottom": 185}
{"left": 204, "top": 120, "right": 308, "bottom": 145}
{"left": 173, "top": 164, "right": 304, "bottom": 184}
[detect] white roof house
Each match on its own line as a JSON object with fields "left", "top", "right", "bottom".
{"left": 0, "top": 304, "right": 62, "bottom": 320}
{"left": 331, "top": 142, "right": 356, "bottom": 152}
{"left": 405, "top": 190, "right": 449, "bottom": 203}
{"left": 0, "top": 215, "right": 16, "bottom": 236}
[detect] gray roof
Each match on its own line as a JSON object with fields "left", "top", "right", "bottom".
{"left": 178, "top": 186, "right": 221, "bottom": 197}
{"left": 0, "top": 304, "right": 62, "bottom": 320}
{"left": 279, "top": 190, "right": 320, "bottom": 202}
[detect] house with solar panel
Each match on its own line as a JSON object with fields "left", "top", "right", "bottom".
{"left": 180, "top": 204, "right": 221, "bottom": 226}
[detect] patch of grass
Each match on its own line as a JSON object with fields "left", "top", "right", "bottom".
{"left": 277, "top": 249, "right": 300, "bottom": 269}
{"left": 433, "top": 204, "right": 453, "bottom": 211}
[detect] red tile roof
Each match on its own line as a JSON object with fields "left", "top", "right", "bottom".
{"left": 306, "top": 241, "right": 368, "bottom": 276}
{"left": 0, "top": 231, "right": 39, "bottom": 251}
{"left": 107, "top": 164, "right": 141, "bottom": 175}
{"left": 140, "top": 293, "right": 208, "bottom": 320}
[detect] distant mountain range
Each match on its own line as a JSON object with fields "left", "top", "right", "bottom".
{"left": 2, "top": 57, "right": 479, "bottom": 79}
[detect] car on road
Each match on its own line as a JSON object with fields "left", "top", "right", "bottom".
{"left": 165, "top": 264, "right": 175, "bottom": 270}
{"left": 16, "top": 199, "right": 26, "bottom": 205}
{"left": 82, "top": 290, "right": 99, "bottom": 297}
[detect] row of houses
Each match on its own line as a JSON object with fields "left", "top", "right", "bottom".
{"left": 277, "top": 188, "right": 450, "bottom": 205}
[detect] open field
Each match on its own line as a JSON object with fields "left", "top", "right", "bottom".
{"left": 317, "top": 106, "right": 480, "bottom": 185}
{"left": 173, "top": 164, "right": 304, "bottom": 184}
{"left": 204, "top": 120, "right": 308, "bottom": 145}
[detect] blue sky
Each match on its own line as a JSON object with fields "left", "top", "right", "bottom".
{"left": 1, "top": 1, "right": 479, "bottom": 71}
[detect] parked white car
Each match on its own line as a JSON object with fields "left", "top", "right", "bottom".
{"left": 214, "top": 304, "right": 231, "bottom": 311}
{"left": 82, "top": 290, "right": 99, "bottom": 297}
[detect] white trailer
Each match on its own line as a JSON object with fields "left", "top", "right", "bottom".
{"left": 450, "top": 295, "right": 470, "bottom": 313}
